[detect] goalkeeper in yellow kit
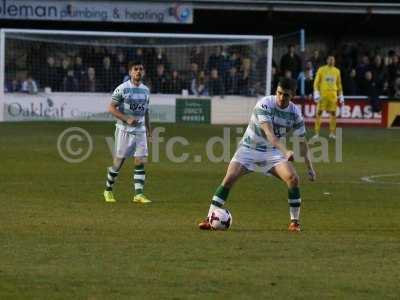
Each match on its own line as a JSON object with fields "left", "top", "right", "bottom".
{"left": 313, "top": 55, "right": 344, "bottom": 139}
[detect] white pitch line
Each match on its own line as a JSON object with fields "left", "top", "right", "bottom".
{"left": 360, "top": 173, "right": 400, "bottom": 185}
{"left": 3, "top": 176, "right": 400, "bottom": 187}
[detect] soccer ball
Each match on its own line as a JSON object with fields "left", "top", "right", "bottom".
{"left": 209, "top": 208, "right": 232, "bottom": 230}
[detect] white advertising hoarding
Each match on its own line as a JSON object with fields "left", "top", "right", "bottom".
{"left": 1, "top": 93, "right": 387, "bottom": 126}
{"left": 1, "top": 93, "right": 176, "bottom": 122}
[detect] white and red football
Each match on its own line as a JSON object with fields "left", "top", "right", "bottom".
{"left": 209, "top": 208, "right": 232, "bottom": 230}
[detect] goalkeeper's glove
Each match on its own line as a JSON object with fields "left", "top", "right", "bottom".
{"left": 313, "top": 91, "right": 320, "bottom": 103}
{"left": 338, "top": 94, "right": 345, "bottom": 105}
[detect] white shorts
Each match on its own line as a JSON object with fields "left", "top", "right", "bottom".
{"left": 231, "top": 146, "right": 287, "bottom": 175}
{"left": 115, "top": 127, "right": 148, "bottom": 158}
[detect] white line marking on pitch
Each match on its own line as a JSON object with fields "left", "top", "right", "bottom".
{"left": 360, "top": 173, "right": 400, "bottom": 185}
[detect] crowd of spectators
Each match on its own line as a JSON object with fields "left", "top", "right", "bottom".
{"left": 275, "top": 42, "right": 400, "bottom": 103}
{"left": 5, "top": 41, "right": 400, "bottom": 102}
{"left": 5, "top": 45, "right": 264, "bottom": 97}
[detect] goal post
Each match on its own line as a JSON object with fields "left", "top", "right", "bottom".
{"left": 0, "top": 29, "right": 5, "bottom": 95}
{"left": 1, "top": 28, "right": 273, "bottom": 96}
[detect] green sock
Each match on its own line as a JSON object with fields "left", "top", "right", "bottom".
{"left": 208, "top": 185, "right": 230, "bottom": 215}
{"left": 134, "top": 164, "right": 145, "bottom": 195}
{"left": 288, "top": 187, "right": 301, "bottom": 221}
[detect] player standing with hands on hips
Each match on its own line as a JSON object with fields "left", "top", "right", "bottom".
{"left": 198, "top": 77, "right": 316, "bottom": 232}
{"left": 312, "top": 55, "right": 344, "bottom": 139}
{"left": 103, "top": 61, "right": 152, "bottom": 204}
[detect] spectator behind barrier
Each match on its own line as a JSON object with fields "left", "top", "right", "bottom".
{"left": 63, "top": 69, "right": 79, "bottom": 92}
{"left": 41, "top": 56, "right": 60, "bottom": 92}
{"left": 59, "top": 58, "right": 71, "bottom": 88}
{"left": 370, "top": 55, "right": 387, "bottom": 88}
{"left": 309, "top": 49, "right": 324, "bottom": 72}
{"left": 355, "top": 55, "right": 372, "bottom": 87}
{"left": 190, "top": 46, "right": 205, "bottom": 70}
{"left": 359, "top": 71, "right": 382, "bottom": 112}
{"left": 208, "top": 68, "right": 224, "bottom": 97}
{"left": 270, "top": 66, "right": 279, "bottom": 95}
{"left": 207, "top": 46, "right": 226, "bottom": 77}
{"left": 152, "top": 64, "right": 169, "bottom": 94}
{"left": 97, "top": 56, "right": 117, "bottom": 93}
{"left": 74, "top": 56, "right": 86, "bottom": 85}
{"left": 225, "top": 66, "right": 240, "bottom": 95}
{"left": 81, "top": 67, "right": 98, "bottom": 92}
{"left": 238, "top": 57, "right": 254, "bottom": 96}
{"left": 280, "top": 44, "right": 302, "bottom": 79}
{"left": 5, "top": 79, "right": 21, "bottom": 93}
{"left": 343, "top": 69, "right": 359, "bottom": 95}
{"left": 115, "top": 52, "right": 127, "bottom": 83}
{"left": 387, "top": 53, "right": 400, "bottom": 96}
{"left": 191, "top": 70, "right": 208, "bottom": 96}
{"left": 303, "top": 61, "right": 314, "bottom": 96}
{"left": 167, "top": 70, "right": 184, "bottom": 94}
{"left": 21, "top": 74, "right": 39, "bottom": 94}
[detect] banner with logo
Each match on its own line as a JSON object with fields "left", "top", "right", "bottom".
{"left": 293, "top": 97, "right": 388, "bottom": 127}
{"left": 176, "top": 98, "right": 211, "bottom": 124}
{"left": 1, "top": 94, "right": 390, "bottom": 127}
{"left": 2, "top": 93, "right": 176, "bottom": 122}
{"left": 0, "top": 0, "right": 192, "bottom": 24}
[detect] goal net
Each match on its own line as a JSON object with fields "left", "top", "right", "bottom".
{"left": 0, "top": 29, "right": 273, "bottom": 97}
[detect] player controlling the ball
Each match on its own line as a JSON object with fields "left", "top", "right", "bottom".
{"left": 198, "top": 77, "right": 316, "bottom": 232}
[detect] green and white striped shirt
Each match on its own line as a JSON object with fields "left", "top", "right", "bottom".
{"left": 240, "top": 96, "right": 305, "bottom": 152}
{"left": 111, "top": 81, "right": 150, "bottom": 133}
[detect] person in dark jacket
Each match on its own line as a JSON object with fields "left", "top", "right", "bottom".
{"left": 359, "top": 71, "right": 382, "bottom": 112}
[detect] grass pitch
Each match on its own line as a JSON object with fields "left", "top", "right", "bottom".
{"left": 0, "top": 122, "right": 399, "bottom": 299}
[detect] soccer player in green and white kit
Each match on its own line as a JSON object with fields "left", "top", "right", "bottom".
{"left": 103, "top": 61, "right": 152, "bottom": 204}
{"left": 199, "top": 77, "right": 316, "bottom": 231}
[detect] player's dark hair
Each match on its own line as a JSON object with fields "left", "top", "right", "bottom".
{"left": 129, "top": 61, "right": 144, "bottom": 70}
{"left": 278, "top": 77, "right": 297, "bottom": 92}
